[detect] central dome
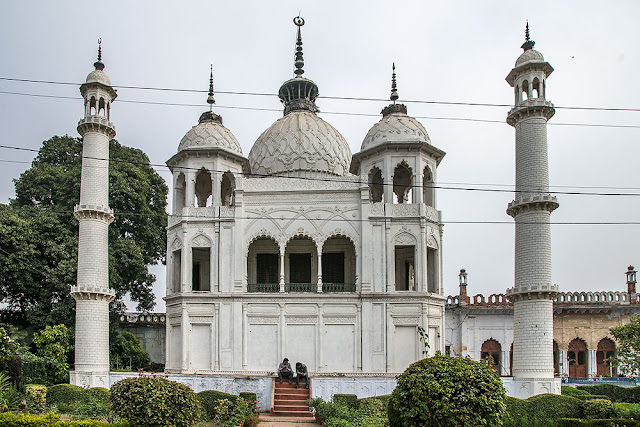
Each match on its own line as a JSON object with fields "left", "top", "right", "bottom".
{"left": 361, "top": 107, "right": 431, "bottom": 151}
{"left": 248, "top": 110, "right": 351, "bottom": 176}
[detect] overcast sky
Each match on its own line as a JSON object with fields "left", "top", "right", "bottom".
{"left": 1, "top": 1, "right": 639, "bottom": 312}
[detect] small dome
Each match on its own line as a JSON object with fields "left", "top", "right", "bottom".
{"left": 515, "top": 49, "right": 545, "bottom": 67}
{"left": 361, "top": 110, "right": 431, "bottom": 151}
{"left": 249, "top": 110, "right": 351, "bottom": 176}
{"left": 178, "top": 112, "right": 243, "bottom": 155}
{"left": 86, "top": 69, "right": 111, "bottom": 86}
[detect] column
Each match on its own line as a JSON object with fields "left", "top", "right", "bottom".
{"left": 317, "top": 250, "right": 323, "bottom": 293}
{"left": 279, "top": 249, "right": 286, "bottom": 293}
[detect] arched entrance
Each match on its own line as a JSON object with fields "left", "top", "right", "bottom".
{"left": 596, "top": 337, "right": 615, "bottom": 377}
{"left": 481, "top": 339, "right": 501, "bottom": 374}
{"left": 568, "top": 338, "right": 587, "bottom": 378}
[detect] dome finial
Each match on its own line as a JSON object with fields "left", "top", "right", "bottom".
{"left": 207, "top": 64, "right": 215, "bottom": 112}
{"left": 390, "top": 63, "right": 399, "bottom": 103}
{"left": 521, "top": 21, "right": 535, "bottom": 51}
{"left": 293, "top": 16, "right": 305, "bottom": 77}
{"left": 94, "top": 38, "right": 105, "bottom": 71}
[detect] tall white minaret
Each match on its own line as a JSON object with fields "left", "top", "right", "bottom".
{"left": 70, "top": 40, "right": 117, "bottom": 388}
{"left": 505, "top": 24, "right": 560, "bottom": 398}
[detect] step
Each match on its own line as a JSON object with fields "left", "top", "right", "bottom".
{"left": 272, "top": 409, "right": 314, "bottom": 417}
{"left": 259, "top": 414, "right": 319, "bottom": 423}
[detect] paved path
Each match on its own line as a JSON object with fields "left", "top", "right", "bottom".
{"left": 257, "top": 414, "right": 320, "bottom": 426}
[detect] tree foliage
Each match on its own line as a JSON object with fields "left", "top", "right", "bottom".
{"left": 110, "top": 331, "right": 151, "bottom": 370}
{"left": 610, "top": 314, "right": 640, "bottom": 378}
{"left": 1, "top": 135, "right": 168, "bottom": 326}
{"left": 388, "top": 353, "right": 506, "bottom": 427}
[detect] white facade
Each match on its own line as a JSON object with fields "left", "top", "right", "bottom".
{"left": 70, "top": 43, "right": 117, "bottom": 388}
{"left": 164, "top": 21, "right": 446, "bottom": 376}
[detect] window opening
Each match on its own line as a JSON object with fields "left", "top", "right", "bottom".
{"left": 369, "top": 167, "right": 383, "bottom": 203}
{"left": 392, "top": 162, "right": 412, "bottom": 204}
{"left": 395, "top": 245, "right": 415, "bottom": 291}
{"left": 257, "top": 253, "right": 278, "bottom": 284}
{"left": 221, "top": 171, "right": 235, "bottom": 206}
{"left": 191, "top": 248, "right": 210, "bottom": 291}
{"left": 290, "top": 253, "right": 311, "bottom": 283}
{"left": 194, "top": 169, "right": 212, "bottom": 207}
{"left": 322, "top": 253, "right": 345, "bottom": 283}
{"left": 427, "top": 248, "right": 437, "bottom": 293}
{"left": 172, "top": 249, "right": 181, "bottom": 293}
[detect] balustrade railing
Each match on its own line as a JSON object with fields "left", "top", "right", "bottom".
{"left": 322, "top": 283, "right": 356, "bottom": 292}
{"left": 247, "top": 283, "right": 279, "bottom": 293}
{"left": 285, "top": 283, "right": 316, "bottom": 292}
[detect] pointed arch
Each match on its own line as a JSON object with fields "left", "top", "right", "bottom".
{"left": 423, "top": 166, "right": 434, "bottom": 207}
{"left": 368, "top": 166, "right": 383, "bottom": 203}
{"left": 221, "top": 171, "right": 236, "bottom": 206}
{"left": 481, "top": 339, "right": 502, "bottom": 373}
{"left": 174, "top": 172, "right": 186, "bottom": 213}
{"left": 596, "top": 337, "right": 615, "bottom": 377}
{"left": 568, "top": 338, "right": 588, "bottom": 378}
{"left": 393, "top": 161, "right": 413, "bottom": 204}
{"left": 194, "top": 168, "right": 212, "bottom": 207}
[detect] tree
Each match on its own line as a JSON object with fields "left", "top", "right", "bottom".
{"left": 32, "top": 324, "right": 70, "bottom": 384}
{"left": 2, "top": 135, "right": 168, "bottom": 325}
{"left": 610, "top": 313, "right": 640, "bottom": 377}
{"left": 388, "top": 353, "right": 506, "bottom": 427}
{"left": 110, "top": 331, "right": 151, "bottom": 370}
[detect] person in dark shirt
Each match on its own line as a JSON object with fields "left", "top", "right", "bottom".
{"left": 295, "top": 361, "right": 309, "bottom": 389}
{"left": 278, "top": 358, "right": 293, "bottom": 384}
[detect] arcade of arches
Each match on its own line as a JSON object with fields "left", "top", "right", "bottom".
{"left": 478, "top": 337, "right": 617, "bottom": 378}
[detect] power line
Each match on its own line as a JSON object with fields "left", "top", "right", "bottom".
{"left": 2, "top": 76, "right": 640, "bottom": 113}
{"left": 2, "top": 89, "right": 639, "bottom": 129}
{"left": 1, "top": 143, "right": 640, "bottom": 197}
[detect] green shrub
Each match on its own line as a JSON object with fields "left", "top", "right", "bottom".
{"left": 110, "top": 331, "right": 151, "bottom": 370}
{"left": 583, "top": 398, "right": 615, "bottom": 419}
{"left": 46, "top": 383, "right": 85, "bottom": 406}
{"left": 85, "top": 387, "right": 110, "bottom": 405}
{"left": 614, "top": 402, "right": 640, "bottom": 420}
{"left": 389, "top": 353, "right": 505, "bottom": 427}
{"left": 110, "top": 376, "right": 201, "bottom": 426}
{"left": 563, "top": 386, "right": 592, "bottom": 397}
{"left": 25, "top": 384, "right": 47, "bottom": 413}
{"left": 333, "top": 394, "right": 358, "bottom": 409}
{"left": 310, "top": 396, "right": 386, "bottom": 427}
{"left": 32, "top": 325, "right": 70, "bottom": 384}
{"left": 239, "top": 391, "right": 258, "bottom": 416}
{"left": 72, "top": 396, "right": 109, "bottom": 421}
{"left": 358, "top": 394, "right": 391, "bottom": 410}
{"left": 19, "top": 350, "right": 68, "bottom": 386}
{"left": 198, "top": 390, "right": 238, "bottom": 420}
{"left": 574, "top": 395, "right": 612, "bottom": 401}
{"left": 210, "top": 398, "right": 250, "bottom": 427}
{"left": 503, "top": 394, "right": 583, "bottom": 427}
{"left": 577, "top": 385, "right": 640, "bottom": 403}
{"left": 0, "top": 411, "right": 130, "bottom": 426}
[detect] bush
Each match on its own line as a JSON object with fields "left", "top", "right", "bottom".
{"left": 389, "top": 353, "right": 505, "bottom": 427}
{"left": 198, "top": 390, "right": 238, "bottom": 420}
{"left": 110, "top": 376, "right": 201, "bottom": 426}
{"left": 0, "top": 411, "right": 130, "bottom": 426}
{"left": 503, "top": 394, "right": 584, "bottom": 427}
{"left": 574, "top": 395, "right": 612, "bottom": 402}
{"left": 25, "top": 384, "right": 47, "bottom": 413}
{"left": 577, "top": 385, "right": 640, "bottom": 403}
{"left": 563, "top": 386, "right": 593, "bottom": 397}
{"left": 110, "top": 331, "right": 151, "bottom": 371}
{"left": 32, "top": 325, "right": 70, "bottom": 384}
{"left": 557, "top": 419, "right": 640, "bottom": 426}
{"left": 85, "top": 387, "right": 110, "bottom": 405}
{"left": 19, "top": 350, "right": 68, "bottom": 386}
{"left": 583, "top": 399, "right": 615, "bottom": 419}
{"left": 46, "top": 383, "right": 85, "bottom": 406}
{"left": 614, "top": 402, "right": 640, "bottom": 420}
{"left": 310, "top": 396, "right": 386, "bottom": 427}
{"left": 333, "top": 394, "right": 358, "bottom": 409}
{"left": 358, "top": 394, "right": 392, "bottom": 410}
{"left": 239, "top": 391, "right": 258, "bottom": 417}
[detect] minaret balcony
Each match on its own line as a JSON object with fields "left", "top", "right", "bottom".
{"left": 506, "top": 283, "right": 559, "bottom": 300}
{"left": 73, "top": 204, "right": 115, "bottom": 223}
{"left": 70, "top": 285, "right": 116, "bottom": 300}
{"left": 507, "top": 99, "right": 555, "bottom": 126}
{"left": 506, "top": 194, "right": 559, "bottom": 217}
{"left": 77, "top": 116, "right": 116, "bottom": 138}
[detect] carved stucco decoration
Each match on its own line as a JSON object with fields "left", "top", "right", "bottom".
{"left": 171, "top": 237, "right": 182, "bottom": 251}
{"left": 248, "top": 110, "right": 352, "bottom": 177}
{"left": 243, "top": 176, "right": 360, "bottom": 191}
{"left": 394, "top": 231, "right": 417, "bottom": 246}
{"left": 191, "top": 234, "right": 212, "bottom": 247}
{"left": 427, "top": 234, "right": 438, "bottom": 250}
{"left": 361, "top": 112, "right": 431, "bottom": 151}
{"left": 177, "top": 120, "right": 243, "bottom": 155}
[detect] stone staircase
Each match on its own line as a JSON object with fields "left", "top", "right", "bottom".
{"left": 271, "top": 378, "right": 313, "bottom": 418}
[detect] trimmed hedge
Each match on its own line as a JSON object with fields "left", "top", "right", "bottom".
{"left": 85, "top": 387, "right": 110, "bottom": 405}
{"left": 557, "top": 419, "right": 640, "bottom": 427}
{"left": 504, "top": 394, "right": 584, "bottom": 427}
{"left": 333, "top": 394, "right": 358, "bottom": 409}
{"left": 198, "top": 390, "right": 238, "bottom": 420}
{"left": 577, "top": 385, "right": 640, "bottom": 403}
{"left": 358, "top": 394, "right": 391, "bottom": 410}
{"left": 563, "top": 386, "right": 593, "bottom": 397}
{"left": 0, "top": 412, "right": 129, "bottom": 426}
{"left": 574, "top": 395, "right": 612, "bottom": 402}
{"left": 583, "top": 399, "right": 615, "bottom": 419}
{"left": 614, "top": 402, "right": 640, "bottom": 420}
{"left": 46, "top": 384, "right": 85, "bottom": 406}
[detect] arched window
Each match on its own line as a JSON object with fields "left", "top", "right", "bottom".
{"left": 194, "top": 169, "right": 212, "bottom": 207}
{"left": 568, "top": 338, "right": 588, "bottom": 378}
{"left": 393, "top": 162, "right": 412, "bottom": 204}
{"left": 423, "top": 167, "right": 434, "bottom": 207}
{"left": 221, "top": 171, "right": 235, "bottom": 206}
{"left": 532, "top": 78, "right": 540, "bottom": 98}
{"left": 553, "top": 340, "right": 559, "bottom": 375}
{"left": 369, "top": 167, "right": 383, "bottom": 203}
{"left": 521, "top": 80, "right": 530, "bottom": 101}
{"left": 89, "top": 96, "right": 97, "bottom": 115}
{"left": 596, "top": 337, "right": 615, "bottom": 377}
{"left": 174, "top": 173, "right": 186, "bottom": 214}
{"left": 481, "top": 339, "right": 502, "bottom": 374}
{"left": 98, "top": 97, "right": 106, "bottom": 116}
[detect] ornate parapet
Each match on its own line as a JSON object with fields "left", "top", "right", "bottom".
{"left": 120, "top": 312, "right": 166, "bottom": 324}
{"left": 506, "top": 283, "right": 559, "bottom": 302}
{"left": 70, "top": 285, "right": 115, "bottom": 301}
{"left": 555, "top": 290, "right": 629, "bottom": 305}
{"left": 506, "top": 99, "right": 555, "bottom": 126}
{"left": 507, "top": 194, "right": 558, "bottom": 217}
{"left": 73, "top": 204, "right": 114, "bottom": 224}
{"left": 368, "top": 203, "right": 440, "bottom": 222}
{"left": 446, "top": 293, "right": 511, "bottom": 308}
{"left": 77, "top": 116, "right": 116, "bottom": 139}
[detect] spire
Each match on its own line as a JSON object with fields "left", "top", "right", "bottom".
{"left": 94, "top": 38, "right": 105, "bottom": 71}
{"left": 382, "top": 62, "right": 407, "bottom": 117}
{"left": 207, "top": 64, "right": 215, "bottom": 111}
{"left": 293, "top": 16, "right": 305, "bottom": 77}
{"left": 521, "top": 21, "right": 535, "bottom": 51}
{"left": 278, "top": 15, "right": 319, "bottom": 115}
{"left": 390, "top": 63, "right": 399, "bottom": 103}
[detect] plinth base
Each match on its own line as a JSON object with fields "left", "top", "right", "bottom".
{"left": 501, "top": 377, "right": 561, "bottom": 399}
{"left": 69, "top": 371, "right": 110, "bottom": 389}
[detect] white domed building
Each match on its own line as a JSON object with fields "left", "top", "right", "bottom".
{"left": 163, "top": 18, "right": 446, "bottom": 398}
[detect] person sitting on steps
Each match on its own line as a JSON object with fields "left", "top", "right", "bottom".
{"left": 295, "top": 361, "right": 309, "bottom": 389}
{"left": 278, "top": 358, "right": 293, "bottom": 384}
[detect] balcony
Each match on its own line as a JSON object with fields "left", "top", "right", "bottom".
{"left": 285, "top": 283, "right": 316, "bottom": 292}
{"left": 246, "top": 283, "right": 357, "bottom": 293}
{"left": 322, "top": 283, "right": 356, "bottom": 292}
{"left": 247, "top": 283, "right": 279, "bottom": 293}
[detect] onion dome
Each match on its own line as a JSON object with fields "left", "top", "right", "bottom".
{"left": 248, "top": 16, "right": 351, "bottom": 176}
{"left": 515, "top": 23, "right": 545, "bottom": 66}
{"left": 177, "top": 67, "right": 242, "bottom": 155}
{"left": 361, "top": 64, "right": 431, "bottom": 151}
{"left": 85, "top": 39, "right": 111, "bottom": 85}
